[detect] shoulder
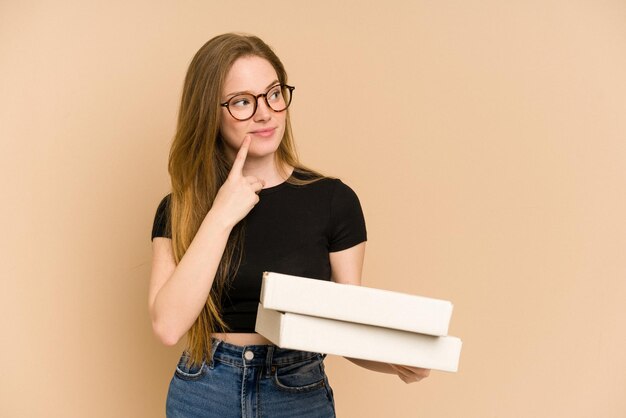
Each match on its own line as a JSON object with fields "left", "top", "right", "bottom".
{"left": 329, "top": 178, "right": 361, "bottom": 202}
{"left": 158, "top": 193, "right": 172, "bottom": 207}
{"left": 287, "top": 169, "right": 363, "bottom": 206}
{"left": 329, "top": 180, "right": 363, "bottom": 216}
{"left": 151, "top": 193, "right": 173, "bottom": 241}
{"left": 325, "top": 177, "right": 367, "bottom": 250}
{"left": 303, "top": 173, "right": 363, "bottom": 212}
{"left": 154, "top": 194, "right": 172, "bottom": 217}
{"left": 154, "top": 193, "right": 172, "bottom": 214}
{"left": 291, "top": 168, "right": 355, "bottom": 191}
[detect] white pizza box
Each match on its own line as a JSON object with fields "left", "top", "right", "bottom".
{"left": 260, "top": 271, "right": 453, "bottom": 336}
{"left": 255, "top": 303, "right": 462, "bottom": 372}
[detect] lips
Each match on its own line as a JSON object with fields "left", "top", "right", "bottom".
{"left": 250, "top": 127, "right": 276, "bottom": 137}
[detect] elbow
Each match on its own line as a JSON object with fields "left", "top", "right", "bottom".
{"left": 157, "top": 334, "right": 180, "bottom": 347}
{"left": 152, "top": 318, "right": 181, "bottom": 347}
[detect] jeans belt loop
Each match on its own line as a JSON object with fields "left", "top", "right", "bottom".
{"left": 265, "top": 345, "right": 275, "bottom": 377}
{"left": 208, "top": 338, "right": 221, "bottom": 369}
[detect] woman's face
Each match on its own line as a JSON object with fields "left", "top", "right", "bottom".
{"left": 219, "top": 55, "right": 287, "bottom": 162}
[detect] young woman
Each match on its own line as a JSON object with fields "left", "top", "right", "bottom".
{"left": 150, "top": 33, "right": 429, "bottom": 418}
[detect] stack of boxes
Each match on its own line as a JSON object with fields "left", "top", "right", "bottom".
{"left": 255, "top": 272, "right": 462, "bottom": 372}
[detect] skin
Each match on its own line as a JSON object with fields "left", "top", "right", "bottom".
{"left": 153, "top": 54, "right": 430, "bottom": 384}
{"left": 218, "top": 55, "right": 291, "bottom": 188}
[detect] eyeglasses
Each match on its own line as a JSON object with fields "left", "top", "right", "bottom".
{"left": 220, "top": 84, "right": 295, "bottom": 121}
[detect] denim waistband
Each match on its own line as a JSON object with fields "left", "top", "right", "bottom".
{"left": 205, "top": 337, "right": 324, "bottom": 368}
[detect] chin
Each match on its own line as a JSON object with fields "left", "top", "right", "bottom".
{"left": 249, "top": 136, "right": 282, "bottom": 155}
{"left": 250, "top": 144, "right": 281, "bottom": 159}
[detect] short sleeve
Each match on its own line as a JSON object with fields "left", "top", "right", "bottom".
{"left": 151, "top": 194, "right": 172, "bottom": 241}
{"left": 328, "top": 180, "right": 367, "bottom": 252}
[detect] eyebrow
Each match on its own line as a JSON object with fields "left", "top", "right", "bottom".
{"left": 224, "top": 79, "right": 280, "bottom": 99}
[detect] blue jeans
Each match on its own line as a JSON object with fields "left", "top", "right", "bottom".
{"left": 166, "top": 338, "right": 336, "bottom": 417}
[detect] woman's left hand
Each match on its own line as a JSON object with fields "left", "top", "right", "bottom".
{"left": 389, "top": 364, "right": 431, "bottom": 384}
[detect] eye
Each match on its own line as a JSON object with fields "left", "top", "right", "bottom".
{"left": 267, "top": 86, "right": 282, "bottom": 101}
{"left": 231, "top": 95, "right": 252, "bottom": 107}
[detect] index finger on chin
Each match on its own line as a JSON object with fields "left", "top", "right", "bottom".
{"left": 230, "top": 135, "right": 251, "bottom": 176}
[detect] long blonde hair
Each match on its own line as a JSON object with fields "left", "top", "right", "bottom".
{"left": 168, "top": 33, "right": 323, "bottom": 368}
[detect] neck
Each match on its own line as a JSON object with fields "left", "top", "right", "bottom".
{"left": 241, "top": 154, "right": 294, "bottom": 188}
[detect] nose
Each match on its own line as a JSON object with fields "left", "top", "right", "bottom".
{"left": 253, "top": 96, "right": 272, "bottom": 122}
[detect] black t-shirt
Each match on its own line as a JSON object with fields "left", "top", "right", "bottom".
{"left": 151, "top": 171, "right": 367, "bottom": 332}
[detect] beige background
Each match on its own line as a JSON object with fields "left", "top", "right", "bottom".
{"left": 1, "top": 1, "right": 625, "bottom": 417}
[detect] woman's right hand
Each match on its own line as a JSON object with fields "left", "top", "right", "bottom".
{"left": 211, "top": 136, "right": 264, "bottom": 228}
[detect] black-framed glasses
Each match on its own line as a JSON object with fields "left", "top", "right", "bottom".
{"left": 220, "top": 84, "right": 295, "bottom": 121}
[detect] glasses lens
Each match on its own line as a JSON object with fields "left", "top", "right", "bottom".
{"left": 228, "top": 94, "right": 256, "bottom": 120}
{"left": 266, "top": 85, "right": 291, "bottom": 112}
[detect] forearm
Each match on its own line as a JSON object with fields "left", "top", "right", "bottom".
{"left": 152, "top": 210, "right": 233, "bottom": 345}
{"left": 344, "top": 357, "right": 396, "bottom": 374}
{"left": 345, "top": 357, "right": 432, "bottom": 384}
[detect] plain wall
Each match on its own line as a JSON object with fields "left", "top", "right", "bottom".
{"left": 1, "top": 1, "right": 625, "bottom": 417}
